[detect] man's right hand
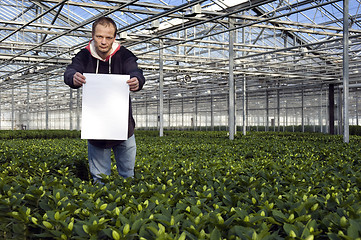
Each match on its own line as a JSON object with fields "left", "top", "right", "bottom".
{"left": 73, "top": 72, "right": 86, "bottom": 87}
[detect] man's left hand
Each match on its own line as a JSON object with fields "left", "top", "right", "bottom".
{"left": 127, "top": 77, "right": 140, "bottom": 91}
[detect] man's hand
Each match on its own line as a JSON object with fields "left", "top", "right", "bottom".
{"left": 127, "top": 77, "right": 140, "bottom": 91}
{"left": 73, "top": 72, "right": 86, "bottom": 87}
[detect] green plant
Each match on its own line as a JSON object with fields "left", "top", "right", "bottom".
{"left": 1, "top": 130, "right": 361, "bottom": 239}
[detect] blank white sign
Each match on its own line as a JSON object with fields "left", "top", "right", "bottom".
{"left": 81, "top": 73, "right": 130, "bottom": 140}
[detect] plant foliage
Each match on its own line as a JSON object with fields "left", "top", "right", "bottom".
{"left": 0, "top": 130, "right": 361, "bottom": 239}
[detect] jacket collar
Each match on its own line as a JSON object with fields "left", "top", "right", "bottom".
{"left": 85, "top": 40, "right": 121, "bottom": 62}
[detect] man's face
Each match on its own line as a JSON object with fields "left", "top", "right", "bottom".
{"left": 92, "top": 24, "right": 116, "bottom": 59}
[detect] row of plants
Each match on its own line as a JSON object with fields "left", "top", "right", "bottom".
{"left": 0, "top": 129, "right": 81, "bottom": 139}
{"left": 138, "top": 125, "right": 361, "bottom": 136}
{"left": 2, "top": 125, "right": 361, "bottom": 140}
{"left": 0, "top": 130, "right": 361, "bottom": 239}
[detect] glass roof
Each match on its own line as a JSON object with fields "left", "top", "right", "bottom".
{"left": 0, "top": 0, "right": 360, "bottom": 115}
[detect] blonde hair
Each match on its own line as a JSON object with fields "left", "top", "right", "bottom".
{"left": 92, "top": 17, "right": 117, "bottom": 37}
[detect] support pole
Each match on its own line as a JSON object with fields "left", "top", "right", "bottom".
{"left": 0, "top": 90, "right": 1, "bottom": 130}
{"left": 11, "top": 88, "right": 14, "bottom": 130}
{"left": 319, "top": 86, "right": 323, "bottom": 133}
{"left": 285, "top": 96, "right": 288, "bottom": 131}
{"left": 228, "top": 19, "right": 235, "bottom": 140}
{"left": 338, "top": 89, "right": 343, "bottom": 134}
{"left": 194, "top": 95, "right": 198, "bottom": 131}
{"left": 277, "top": 89, "right": 280, "bottom": 132}
{"left": 283, "top": 37, "right": 287, "bottom": 132}
{"left": 46, "top": 79, "right": 49, "bottom": 130}
{"left": 329, "top": 84, "right": 335, "bottom": 134}
{"left": 27, "top": 81, "right": 30, "bottom": 129}
{"left": 168, "top": 92, "right": 171, "bottom": 129}
{"left": 356, "top": 94, "right": 359, "bottom": 126}
{"left": 159, "top": 39, "right": 164, "bottom": 137}
{"left": 181, "top": 96, "right": 184, "bottom": 129}
{"left": 301, "top": 88, "right": 304, "bottom": 132}
{"left": 146, "top": 93, "right": 148, "bottom": 129}
{"left": 76, "top": 88, "right": 80, "bottom": 131}
{"left": 211, "top": 90, "right": 214, "bottom": 130}
{"left": 266, "top": 90, "right": 269, "bottom": 131}
{"left": 242, "top": 75, "right": 247, "bottom": 135}
{"left": 343, "top": 0, "right": 350, "bottom": 143}
{"left": 242, "top": 25, "right": 246, "bottom": 136}
{"left": 69, "top": 88, "right": 73, "bottom": 130}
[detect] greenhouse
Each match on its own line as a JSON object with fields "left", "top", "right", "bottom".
{"left": 1, "top": 0, "right": 361, "bottom": 239}
{"left": 1, "top": 0, "right": 360, "bottom": 140}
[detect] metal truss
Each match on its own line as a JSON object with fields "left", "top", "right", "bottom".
{"left": 0, "top": 0, "right": 360, "bottom": 133}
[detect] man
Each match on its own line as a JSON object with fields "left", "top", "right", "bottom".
{"left": 64, "top": 16, "right": 145, "bottom": 183}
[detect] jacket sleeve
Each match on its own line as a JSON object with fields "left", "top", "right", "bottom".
{"left": 123, "top": 49, "right": 146, "bottom": 91}
{"left": 64, "top": 50, "right": 87, "bottom": 89}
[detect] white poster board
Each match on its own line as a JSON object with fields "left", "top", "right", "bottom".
{"left": 81, "top": 73, "right": 130, "bottom": 140}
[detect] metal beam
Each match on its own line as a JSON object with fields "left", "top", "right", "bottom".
{"left": 0, "top": 0, "right": 68, "bottom": 43}
{"left": 159, "top": 39, "right": 164, "bottom": 137}
{"left": 229, "top": 19, "right": 235, "bottom": 140}
{"left": 343, "top": 0, "right": 350, "bottom": 143}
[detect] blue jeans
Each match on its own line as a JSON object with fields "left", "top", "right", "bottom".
{"left": 87, "top": 135, "right": 136, "bottom": 183}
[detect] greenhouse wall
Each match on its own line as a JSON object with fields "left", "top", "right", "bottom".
{"left": 2, "top": 88, "right": 358, "bottom": 135}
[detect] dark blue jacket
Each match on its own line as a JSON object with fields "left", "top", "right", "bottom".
{"left": 64, "top": 42, "right": 145, "bottom": 148}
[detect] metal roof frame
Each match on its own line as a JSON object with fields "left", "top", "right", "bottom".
{"left": 0, "top": 0, "right": 360, "bottom": 136}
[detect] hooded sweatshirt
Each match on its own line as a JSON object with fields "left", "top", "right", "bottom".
{"left": 64, "top": 40, "right": 145, "bottom": 148}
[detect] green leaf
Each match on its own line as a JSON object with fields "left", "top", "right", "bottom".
{"left": 31, "top": 217, "right": 38, "bottom": 225}
{"left": 112, "top": 230, "right": 120, "bottom": 240}
{"left": 100, "top": 203, "right": 108, "bottom": 211}
{"left": 54, "top": 211, "right": 60, "bottom": 220}
{"left": 283, "top": 223, "right": 298, "bottom": 236}
{"left": 272, "top": 210, "right": 286, "bottom": 222}
{"left": 347, "top": 219, "right": 361, "bottom": 238}
{"left": 82, "top": 224, "right": 89, "bottom": 234}
{"left": 12, "top": 223, "right": 26, "bottom": 235}
{"left": 43, "top": 221, "right": 53, "bottom": 229}
{"left": 147, "top": 226, "right": 159, "bottom": 237}
{"left": 210, "top": 228, "right": 221, "bottom": 240}
{"left": 131, "top": 219, "right": 144, "bottom": 231}
{"left": 123, "top": 223, "right": 130, "bottom": 235}
{"left": 68, "top": 221, "right": 74, "bottom": 231}
{"left": 179, "top": 232, "right": 187, "bottom": 240}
